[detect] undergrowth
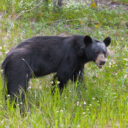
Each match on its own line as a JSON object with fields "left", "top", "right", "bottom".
{"left": 0, "top": 0, "right": 128, "bottom": 127}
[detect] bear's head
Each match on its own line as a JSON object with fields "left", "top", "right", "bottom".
{"left": 84, "top": 35, "right": 111, "bottom": 68}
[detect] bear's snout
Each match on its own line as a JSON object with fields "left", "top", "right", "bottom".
{"left": 99, "top": 60, "right": 105, "bottom": 65}
{"left": 95, "top": 53, "right": 106, "bottom": 68}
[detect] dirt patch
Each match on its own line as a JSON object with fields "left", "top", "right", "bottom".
{"left": 92, "top": 0, "right": 128, "bottom": 10}
{"left": 101, "top": 1, "right": 128, "bottom": 10}
{"left": 64, "top": 0, "right": 128, "bottom": 11}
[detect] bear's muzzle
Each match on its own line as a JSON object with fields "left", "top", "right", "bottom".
{"left": 95, "top": 53, "right": 106, "bottom": 68}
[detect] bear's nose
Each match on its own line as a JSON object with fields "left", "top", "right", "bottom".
{"left": 100, "top": 60, "right": 105, "bottom": 65}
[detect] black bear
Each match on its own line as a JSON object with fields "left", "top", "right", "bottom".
{"left": 2, "top": 35, "right": 111, "bottom": 101}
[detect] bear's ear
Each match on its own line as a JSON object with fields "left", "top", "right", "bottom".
{"left": 103, "top": 37, "right": 111, "bottom": 47}
{"left": 84, "top": 35, "right": 92, "bottom": 46}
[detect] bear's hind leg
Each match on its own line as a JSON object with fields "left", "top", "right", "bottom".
{"left": 7, "top": 72, "right": 30, "bottom": 104}
{"left": 5, "top": 60, "right": 31, "bottom": 104}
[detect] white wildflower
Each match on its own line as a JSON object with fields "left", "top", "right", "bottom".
{"left": 89, "top": 104, "right": 92, "bottom": 106}
{"left": 57, "top": 81, "right": 60, "bottom": 84}
{"left": 60, "top": 110, "right": 63, "bottom": 112}
{"left": 83, "top": 101, "right": 86, "bottom": 105}
{"left": 50, "top": 81, "right": 54, "bottom": 84}
{"left": 28, "top": 86, "right": 31, "bottom": 90}
{"left": 86, "top": 108, "right": 89, "bottom": 111}
{"left": 124, "top": 75, "right": 127, "bottom": 79}
{"left": 92, "top": 97, "right": 95, "bottom": 100}
{"left": 77, "top": 101, "right": 79, "bottom": 106}
{"left": 77, "top": 124, "right": 80, "bottom": 128}
{"left": 20, "top": 102, "right": 23, "bottom": 105}
{"left": 83, "top": 112, "right": 86, "bottom": 114}
{"left": 7, "top": 95, "right": 10, "bottom": 97}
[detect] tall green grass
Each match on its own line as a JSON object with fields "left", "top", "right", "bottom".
{"left": 0, "top": 0, "right": 128, "bottom": 127}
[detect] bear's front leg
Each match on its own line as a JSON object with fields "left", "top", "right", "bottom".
{"left": 78, "top": 65, "right": 84, "bottom": 81}
{"left": 71, "top": 64, "right": 84, "bottom": 82}
{"left": 51, "top": 74, "right": 58, "bottom": 94}
{"left": 51, "top": 72, "right": 70, "bottom": 95}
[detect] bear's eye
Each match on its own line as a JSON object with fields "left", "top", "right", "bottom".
{"left": 96, "top": 40, "right": 99, "bottom": 42}
{"left": 95, "top": 51, "right": 99, "bottom": 54}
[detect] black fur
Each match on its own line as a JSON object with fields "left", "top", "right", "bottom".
{"left": 2, "top": 35, "right": 111, "bottom": 101}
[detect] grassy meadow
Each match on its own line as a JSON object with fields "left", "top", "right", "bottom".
{"left": 0, "top": 0, "right": 128, "bottom": 127}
